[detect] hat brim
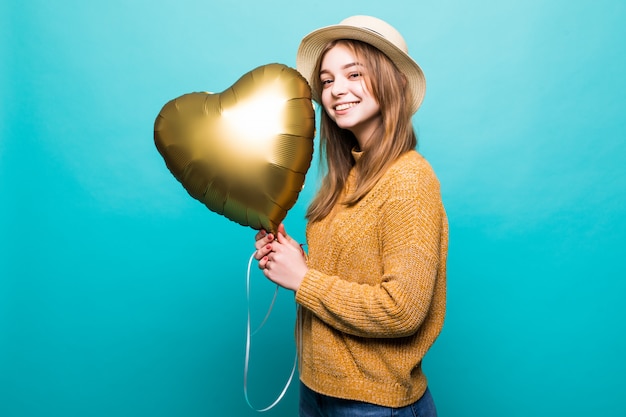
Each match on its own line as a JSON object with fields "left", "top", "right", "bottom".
{"left": 296, "top": 24, "right": 426, "bottom": 115}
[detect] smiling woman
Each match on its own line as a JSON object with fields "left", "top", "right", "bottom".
{"left": 253, "top": 15, "right": 448, "bottom": 417}
{"left": 2, "top": 1, "right": 626, "bottom": 417}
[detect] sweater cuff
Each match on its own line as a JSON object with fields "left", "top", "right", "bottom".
{"left": 295, "top": 268, "right": 328, "bottom": 309}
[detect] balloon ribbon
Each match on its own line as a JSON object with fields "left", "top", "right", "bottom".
{"left": 244, "top": 252, "right": 298, "bottom": 412}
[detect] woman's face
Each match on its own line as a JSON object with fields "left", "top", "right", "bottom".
{"left": 319, "top": 43, "right": 382, "bottom": 145}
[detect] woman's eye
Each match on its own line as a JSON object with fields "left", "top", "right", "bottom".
{"left": 321, "top": 79, "right": 333, "bottom": 87}
{"left": 349, "top": 72, "right": 362, "bottom": 79}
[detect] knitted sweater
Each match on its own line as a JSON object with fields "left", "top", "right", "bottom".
{"left": 295, "top": 150, "right": 448, "bottom": 408}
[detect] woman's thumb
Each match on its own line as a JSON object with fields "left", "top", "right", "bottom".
{"left": 277, "top": 223, "right": 289, "bottom": 238}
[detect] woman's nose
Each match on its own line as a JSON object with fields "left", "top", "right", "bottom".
{"left": 331, "top": 77, "right": 347, "bottom": 96}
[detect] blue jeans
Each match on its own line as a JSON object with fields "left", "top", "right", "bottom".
{"left": 299, "top": 382, "right": 438, "bottom": 417}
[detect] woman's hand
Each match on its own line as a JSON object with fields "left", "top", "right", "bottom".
{"left": 253, "top": 224, "right": 308, "bottom": 292}
{"left": 254, "top": 228, "right": 274, "bottom": 268}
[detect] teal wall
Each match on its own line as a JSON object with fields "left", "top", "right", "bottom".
{"left": 1, "top": 1, "right": 624, "bottom": 416}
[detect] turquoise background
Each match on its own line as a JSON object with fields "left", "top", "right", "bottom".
{"left": 2, "top": 0, "right": 625, "bottom": 416}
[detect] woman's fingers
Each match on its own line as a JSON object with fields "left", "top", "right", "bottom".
{"left": 254, "top": 231, "right": 274, "bottom": 251}
{"left": 255, "top": 242, "right": 273, "bottom": 261}
{"left": 254, "top": 229, "right": 267, "bottom": 241}
{"left": 258, "top": 255, "right": 269, "bottom": 270}
{"left": 277, "top": 223, "right": 301, "bottom": 250}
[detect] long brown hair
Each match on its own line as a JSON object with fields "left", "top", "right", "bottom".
{"left": 306, "top": 39, "right": 417, "bottom": 222}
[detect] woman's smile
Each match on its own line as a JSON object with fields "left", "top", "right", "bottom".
{"left": 334, "top": 101, "right": 360, "bottom": 111}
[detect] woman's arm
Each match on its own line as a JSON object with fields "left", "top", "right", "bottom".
{"left": 296, "top": 163, "right": 446, "bottom": 338}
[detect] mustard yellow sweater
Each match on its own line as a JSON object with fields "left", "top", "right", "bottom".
{"left": 295, "top": 150, "right": 448, "bottom": 408}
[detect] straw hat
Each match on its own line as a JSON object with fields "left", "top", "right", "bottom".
{"left": 296, "top": 15, "right": 426, "bottom": 115}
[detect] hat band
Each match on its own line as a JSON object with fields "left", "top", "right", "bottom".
{"left": 362, "top": 27, "right": 384, "bottom": 38}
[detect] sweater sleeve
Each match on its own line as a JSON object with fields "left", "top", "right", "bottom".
{"left": 295, "top": 160, "right": 445, "bottom": 338}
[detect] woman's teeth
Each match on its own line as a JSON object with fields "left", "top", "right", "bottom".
{"left": 335, "top": 102, "right": 358, "bottom": 111}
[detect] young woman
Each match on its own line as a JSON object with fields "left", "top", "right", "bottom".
{"left": 254, "top": 15, "right": 448, "bottom": 417}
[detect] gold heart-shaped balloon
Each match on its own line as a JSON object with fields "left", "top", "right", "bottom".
{"left": 154, "top": 63, "right": 315, "bottom": 233}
